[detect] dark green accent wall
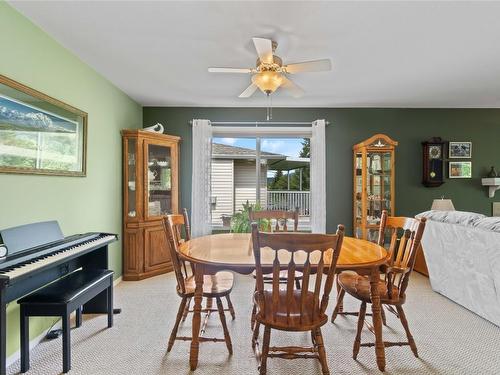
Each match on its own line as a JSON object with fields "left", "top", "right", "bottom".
{"left": 144, "top": 107, "right": 500, "bottom": 234}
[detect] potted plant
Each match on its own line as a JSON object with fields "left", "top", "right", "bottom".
{"left": 230, "top": 201, "right": 269, "bottom": 233}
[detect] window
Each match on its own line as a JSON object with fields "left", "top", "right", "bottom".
{"left": 191, "top": 119, "right": 326, "bottom": 237}
{"left": 210, "top": 136, "right": 310, "bottom": 232}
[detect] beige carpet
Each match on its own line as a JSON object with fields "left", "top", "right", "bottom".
{"left": 8, "top": 272, "right": 500, "bottom": 375}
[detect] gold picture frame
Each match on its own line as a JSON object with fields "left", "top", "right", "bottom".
{"left": 0, "top": 74, "right": 87, "bottom": 176}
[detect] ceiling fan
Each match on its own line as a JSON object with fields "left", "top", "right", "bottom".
{"left": 208, "top": 37, "right": 332, "bottom": 98}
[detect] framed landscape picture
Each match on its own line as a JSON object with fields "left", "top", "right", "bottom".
{"left": 449, "top": 161, "right": 472, "bottom": 179}
{"left": 0, "top": 74, "right": 87, "bottom": 176}
{"left": 449, "top": 141, "right": 472, "bottom": 158}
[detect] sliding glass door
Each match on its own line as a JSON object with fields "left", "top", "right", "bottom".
{"left": 210, "top": 136, "right": 310, "bottom": 232}
{"left": 263, "top": 138, "right": 310, "bottom": 231}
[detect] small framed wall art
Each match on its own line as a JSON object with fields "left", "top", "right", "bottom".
{"left": 449, "top": 141, "right": 472, "bottom": 158}
{"left": 493, "top": 202, "right": 500, "bottom": 217}
{"left": 449, "top": 161, "right": 472, "bottom": 179}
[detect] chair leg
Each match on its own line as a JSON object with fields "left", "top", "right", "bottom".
{"left": 315, "top": 328, "right": 330, "bottom": 375}
{"left": 216, "top": 297, "right": 233, "bottom": 355}
{"left": 20, "top": 307, "right": 29, "bottom": 373}
{"left": 396, "top": 305, "right": 418, "bottom": 358}
{"left": 353, "top": 302, "right": 367, "bottom": 360}
{"left": 331, "top": 288, "right": 346, "bottom": 323}
{"left": 62, "top": 313, "right": 71, "bottom": 373}
{"left": 336, "top": 275, "right": 344, "bottom": 313}
{"left": 225, "top": 295, "right": 236, "bottom": 320}
{"left": 252, "top": 321, "right": 260, "bottom": 350}
{"left": 251, "top": 302, "right": 257, "bottom": 330}
{"left": 167, "top": 297, "right": 187, "bottom": 352}
{"left": 75, "top": 306, "right": 83, "bottom": 328}
{"left": 251, "top": 283, "right": 258, "bottom": 330}
{"left": 381, "top": 304, "right": 387, "bottom": 326}
{"left": 259, "top": 326, "right": 271, "bottom": 375}
{"left": 295, "top": 278, "right": 301, "bottom": 290}
{"left": 107, "top": 284, "right": 114, "bottom": 328}
{"left": 182, "top": 297, "right": 191, "bottom": 322}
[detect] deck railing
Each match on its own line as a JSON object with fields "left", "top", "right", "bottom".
{"left": 266, "top": 190, "right": 310, "bottom": 216}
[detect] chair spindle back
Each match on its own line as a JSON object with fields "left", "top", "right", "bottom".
{"left": 251, "top": 223, "right": 344, "bottom": 324}
{"left": 377, "top": 210, "right": 426, "bottom": 299}
{"left": 163, "top": 213, "right": 192, "bottom": 295}
{"left": 249, "top": 208, "right": 299, "bottom": 232}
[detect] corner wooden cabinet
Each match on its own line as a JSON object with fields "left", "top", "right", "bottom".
{"left": 353, "top": 134, "right": 398, "bottom": 241}
{"left": 122, "top": 129, "right": 180, "bottom": 280}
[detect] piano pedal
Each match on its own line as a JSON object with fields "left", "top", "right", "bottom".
{"left": 46, "top": 329, "right": 63, "bottom": 340}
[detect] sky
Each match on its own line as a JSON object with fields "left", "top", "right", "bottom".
{"left": 213, "top": 137, "right": 304, "bottom": 157}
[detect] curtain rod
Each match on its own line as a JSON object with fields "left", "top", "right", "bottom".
{"left": 188, "top": 120, "right": 330, "bottom": 126}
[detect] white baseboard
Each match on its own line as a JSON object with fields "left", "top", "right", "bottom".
{"left": 6, "top": 276, "right": 123, "bottom": 368}
{"left": 114, "top": 276, "right": 122, "bottom": 286}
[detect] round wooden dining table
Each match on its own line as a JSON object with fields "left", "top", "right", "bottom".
{"left": 178, "top": 233, "right": 389, "bottom": 372}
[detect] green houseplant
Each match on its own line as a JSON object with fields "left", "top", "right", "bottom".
{"left": 230, "top": 201, "right": 269, "bottom": 233}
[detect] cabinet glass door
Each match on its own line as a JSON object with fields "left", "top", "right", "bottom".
{"left": 126, "top": 138, "right": 137, "bottom": 219}
{"left": 145, "top": 143, "right": 173, "bottom": 218}
{"left": 366, "top": 151, "right": 383, "bottom": 228}
{"left": 381, "top": 152, "right": 392, "bottom": 214}
{"left": 354, "top": 152, "right": 363, "bottom": 229}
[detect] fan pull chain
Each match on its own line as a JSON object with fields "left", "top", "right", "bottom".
{"left": 266, "top": 93, "right": 273, "bottom": 121}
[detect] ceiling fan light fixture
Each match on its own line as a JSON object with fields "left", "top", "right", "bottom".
{"left": 251, "top": 71, "right": 283, "bottom": 95}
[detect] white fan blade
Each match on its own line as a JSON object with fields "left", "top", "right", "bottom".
{"left": 208, "top": 67, "right": 252, "bottom": 73}
{"left": 238, "top": 83, "right": 258, "bottom": 98}
{"left": 252, "top": 37, "right": 273, "bottom": 64}
{"left": 284, "top": 59, "right": 332, "bottom": 74}
{"left": 281, "top": 76, "right": 304, "bottom": 98}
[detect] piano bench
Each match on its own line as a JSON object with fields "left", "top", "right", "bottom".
{"left": 18, "top": 269, "right": 114, "bottom": 374}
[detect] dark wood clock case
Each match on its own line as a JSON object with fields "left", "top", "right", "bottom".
{"left": 422, "top": 137, "right": 445, "bottom": 187}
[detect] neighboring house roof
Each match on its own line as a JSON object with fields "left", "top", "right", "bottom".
{"left": 212, "top": 143, "right": 309, "bottom": 170}
{"left": 212, "top": 143, "right": 284, "bottom": 159}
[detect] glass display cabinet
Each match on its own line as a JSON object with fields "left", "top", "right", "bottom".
{"left": 122, "top": 129, "right": 180, "bottom": 280}
{"left": 353, "top": 134, "right": 398, "bottom": 241}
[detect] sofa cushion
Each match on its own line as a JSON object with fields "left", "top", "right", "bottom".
{"left": 416, "top": 210, "right": 486, "bottom": 226}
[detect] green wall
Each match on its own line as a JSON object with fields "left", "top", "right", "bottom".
{"left": 144, "top": 107, "right": 500, "bottom": 233}
{"left": 0, "top": 3, "right": 142, "bottom": 357}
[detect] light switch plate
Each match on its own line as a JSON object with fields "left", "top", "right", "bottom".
{"left": 493, "top": 202, "right": 500, "bottom": 217}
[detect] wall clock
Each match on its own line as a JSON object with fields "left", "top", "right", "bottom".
{"left": 422, "top": 137, "right": 445, "bottom": 187}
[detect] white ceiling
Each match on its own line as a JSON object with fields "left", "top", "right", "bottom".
{"left": 9, "top": 1, "right": 500, "bottom": 108}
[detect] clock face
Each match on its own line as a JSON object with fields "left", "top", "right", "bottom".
{"left": 429, "top": 145, "right": 442, "bottom": 159}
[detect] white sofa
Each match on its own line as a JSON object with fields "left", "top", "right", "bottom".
{"left": 416, "top": 210, "right": 500, "bottom": 326}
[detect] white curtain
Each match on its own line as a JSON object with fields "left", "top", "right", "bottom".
{"left": 310, "top": 119, "right": 327, "bottom": 233}
{"left": 191, "top": 119, "right": 212, "bottom": 237}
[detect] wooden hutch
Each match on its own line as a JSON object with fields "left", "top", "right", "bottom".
{"left": 122, "top": 129, "right": 180, "bottom": 280}
{"left": 353, "top": 134, "right": 397, "bottom": 241}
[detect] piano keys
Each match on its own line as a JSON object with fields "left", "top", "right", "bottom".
{"left": 0, "top": 221, "right": 117, "bottom": 375}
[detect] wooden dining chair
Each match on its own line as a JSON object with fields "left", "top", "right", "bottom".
{"left": 249, "top": 207, "right": 299, "bottom": 232}
{"left": 163, "top": 213, "right": 235, "bottom": 354}
{"left": 178, "top": 208, "right": 234, "bottom": 321}
{"left": 332, "top": 215, "right": 426, "bottom": 360}
{"left": 251, "top": 223, "right": 345, "bottom": 375}
{"left": 331, "top": 210, "right": 389, "bottom": 323}
{"left": 249, "top": 207, "right": 302, "bottom": 329}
